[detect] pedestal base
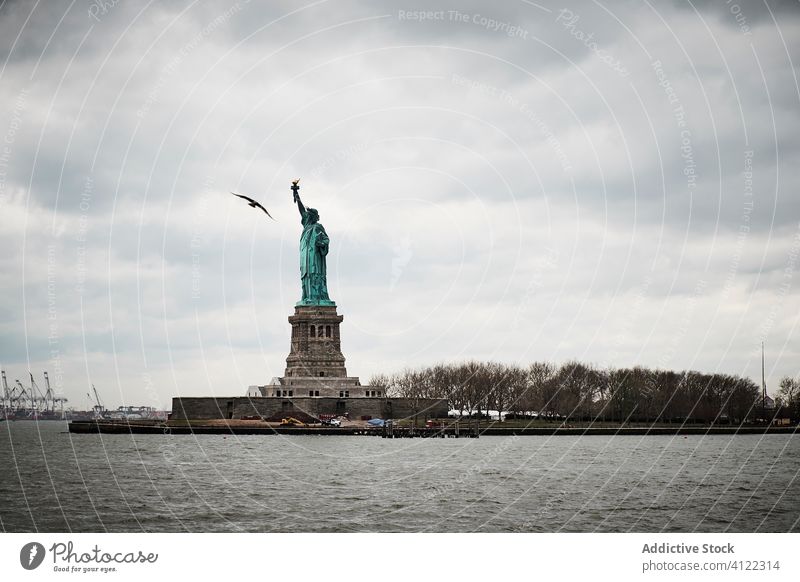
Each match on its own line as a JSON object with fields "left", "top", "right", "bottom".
{"left": 285, "top": 305, "right": 348, "bottom": 379}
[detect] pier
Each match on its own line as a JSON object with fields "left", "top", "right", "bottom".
{"left": 380, "top": 419, "right": 479, "bottom": 438}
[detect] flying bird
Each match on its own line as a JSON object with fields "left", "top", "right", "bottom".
{"left": 230, "top": 192, "right": 275, "bottom": 220}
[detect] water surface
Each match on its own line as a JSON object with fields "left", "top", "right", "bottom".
{"left": 1, "top": 422, "right": 797, "bottom": 532}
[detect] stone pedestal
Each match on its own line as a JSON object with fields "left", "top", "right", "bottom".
{"left": 265, "top": 305, "right": 364, "bottom": 397}
{"left": 285, "top": 305, "right": 348, "bottom": 378}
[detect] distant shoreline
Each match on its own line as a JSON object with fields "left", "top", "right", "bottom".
{"left": 64, "top": 420, "right": 798, "bottom": 437}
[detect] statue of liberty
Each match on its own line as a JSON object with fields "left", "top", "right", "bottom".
{"left": 291, "top": 180, "right": 335, "bottom": 306}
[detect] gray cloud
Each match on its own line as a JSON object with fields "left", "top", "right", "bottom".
{"left": 1, "top": 0, "right": 798, "bottom": 408}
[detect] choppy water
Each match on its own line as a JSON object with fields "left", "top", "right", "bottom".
{"left": 0, "top": 421, "right": 797, "bottom": 532}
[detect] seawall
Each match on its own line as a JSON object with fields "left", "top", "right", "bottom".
{"left": 67, "top": 421, "right": 798, "bottom": 437}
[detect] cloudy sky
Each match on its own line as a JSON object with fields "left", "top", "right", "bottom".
{"left": 0, "top": 0, "right": 798, "bottom": 409}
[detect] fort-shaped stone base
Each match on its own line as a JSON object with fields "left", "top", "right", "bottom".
{"left": 171, "top": 396, "right": 448, "bottom": 421}
{"left": 168, "top": 303, "right": 453, "bottom": 423}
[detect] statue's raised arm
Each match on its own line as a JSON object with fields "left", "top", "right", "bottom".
{"left": 291, "top": 179, "right": 306, "bottom": 216}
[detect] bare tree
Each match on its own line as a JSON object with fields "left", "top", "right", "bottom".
{"left": 607, "top": 368, "right": 638, "bottom": 423}
{"left": 368, "top": 373, "right": 391, "bottom": 392}
{"left": 459, "top": 360, "right": 487, "bottom": 416}
{"left": 727, "top": 376, "right": 759, "bottom": 423}
{"left": 486, "top": 362, "right": 526, "bottom": 422}
{"left": 504, "top": 364, "right": 529, "bottom": 419}
{"left": 777, "top": 376, "right": 800, "bottom": 421}
{"left": 553, "top": 361, "right": 598, "bottom": 421}
{"left": 527, "top": 362, "right": 557, "bottom": 418}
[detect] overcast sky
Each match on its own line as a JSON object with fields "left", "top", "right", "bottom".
{"left": 0, "top": 0, "right": 798, "bottom": 409}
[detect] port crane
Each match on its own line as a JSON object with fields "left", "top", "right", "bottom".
{"left": 1, "top": 370, "right": 69, "bottom": 419}
{"left": 90, "top": 384, "right": 106, "bottom": 419}
{"left": 29, "top": 373, "right": 47, "bottom": 411}
{"left": 1, "top": 370, "right": 11, "bottom": 415}
{"left": 15, "top": 380, "right": 35, "bottom": 414}
{"left": 44, "top": 372, "right": 68, "bottom": 418}
{"left": 1, "top": 372, "right": 28, "bottom": 415}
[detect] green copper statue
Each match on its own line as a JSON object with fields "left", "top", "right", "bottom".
{"left": 291, "top": 180, "right": 335, "bottom": 306}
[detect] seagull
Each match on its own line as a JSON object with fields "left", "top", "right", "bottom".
{"left": 230, "top": 192, "right": 275, "bottom": 220}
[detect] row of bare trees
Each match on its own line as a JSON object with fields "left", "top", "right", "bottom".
{"left": 370, "top": 361, "right": 785, "bottom": 424}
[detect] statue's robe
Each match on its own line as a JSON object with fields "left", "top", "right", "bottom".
{"left": 299, "top": 210, "right": 332, "bottom": 304}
